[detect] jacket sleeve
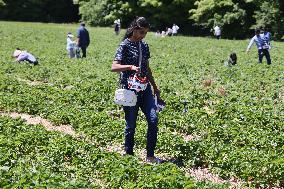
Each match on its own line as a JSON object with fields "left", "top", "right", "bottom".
{"left": 247, "top": 36, "right": 255, "bottom": 51}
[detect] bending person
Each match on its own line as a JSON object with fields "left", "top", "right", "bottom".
{"left": 12, "top": 48, "right": 38, "bottom": 65}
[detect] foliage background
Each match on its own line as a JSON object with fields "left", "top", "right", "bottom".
{"left": 0, "top": 0, "right": 79, "bottom": 22}
{"left": 0, "top": 0, "right": 283, "bottom": 39}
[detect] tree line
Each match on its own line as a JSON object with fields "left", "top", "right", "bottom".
{"left": 0, "top": 0, "right": 283, "bottom": 39}
{"left": 0, "top": 0, "right": 79, "bottom": 23}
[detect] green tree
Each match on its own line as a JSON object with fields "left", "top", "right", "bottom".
{"left": 0, "top": 0, "right": 5, "bottom": 6}
{"left": 189, "top": 0, "right": 251, "bottom": 38}
{"left": 136, "top": 0, "right": 195, "bottom": 32}
{"left": 75, "top": 0, "right": 196, "bottom": 34}
{"left": 253, "top": 0, "right": 284, "bottom": 39}
{"left": 76, "top": 0, "right": 133, "bottom": 26}
{"left": 189, "top": 0, "right": 283, "bottom": 39}
{"left": 0, "top": 0, "right": 78, "bottom": 22}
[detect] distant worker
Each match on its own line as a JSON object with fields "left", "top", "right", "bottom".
{"left": 114, "top": 19, "right": 121, "bottom": 35}
{"left": 155, "top": 30, "right": 161, "bottom": 37}
{"left": 12, "top": 48, "right": 38, "bottom": 65}
{"left": 76, "top": 22, "right": 90, "bottom": 58}
{"left": 213, "top": 25, "right": 221, "bottom": 39}
{"left": 172, "top": 24, "right": 179, "bottom": 36}
{"left": 166, "top": 27, "right": 173, "bottom": 36}
{"left": 246, "top": 28, "right": 271, "bottom": 65}
{"left": 224, "top": 52, "right": 237, "bottom": 67}
{"left": 66, "top": 32, "right": 76, "bottom": 58}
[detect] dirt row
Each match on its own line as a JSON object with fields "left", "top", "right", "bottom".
{"left": 0, "top": 111, "right": 243, "bottom": 188}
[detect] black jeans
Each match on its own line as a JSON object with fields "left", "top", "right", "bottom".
{"left": 258, "top": 49, "right": 271, "bottom": 65}
{"left": 80, "top": 46, "right": 87, "bottom": 58}
{"left": 27, "top": 60, "right": 38, "bottom": 65}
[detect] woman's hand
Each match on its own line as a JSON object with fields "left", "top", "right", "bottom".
{"left": 155, "top": 89, "right": 166, "bottom": 107}
{"left": 111, "top": 61, "right": 140, "bottom": 72}
{"left": 130, "top": 65, "right": 140, "bottom": 72}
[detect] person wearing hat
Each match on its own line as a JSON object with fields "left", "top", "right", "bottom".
{"left": 66, "top": 32, "right": 76, "bottom": 58}
{"left": 76, "top": 22, "right": 90, "bottom": 58}
{"left": 12, "top": 48, "right": 38, "bottom": 65}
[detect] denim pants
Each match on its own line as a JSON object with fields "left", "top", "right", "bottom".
{"left": 68, "top": 48, "right": 75, "bottom": 58}
{"left": 258, "top": 49, "right": 271, "bottom": 65}
{"left": 123, "top": 85, "right": 158, "bottom": 157}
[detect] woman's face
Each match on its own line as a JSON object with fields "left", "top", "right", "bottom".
{"left": 132, "top": 27, "right": 149, "bottom": 41}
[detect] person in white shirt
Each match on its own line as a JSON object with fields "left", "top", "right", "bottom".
{"left": 66, "top": 32, "right": 76, "bottom": 58}
{"left": 172, "top": 24, "right": 179, "bottom": 36}
{"left": 114, "top": 19, "right": 121, "bottom": 35}
{"left": 246, "top": 28, "right": 271, "bottom": 65}
{"left": 166, "top": 27, "right": 173, "bottom": 36}
{"left": 213, "top": 25, "right": 221, "bottom": 39}
{"left": 155, "top": 30, "right": 161, "bottom": 37}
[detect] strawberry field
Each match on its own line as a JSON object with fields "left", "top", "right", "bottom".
{"left": 0, "top": 21, "right": 283, "bottom": 188}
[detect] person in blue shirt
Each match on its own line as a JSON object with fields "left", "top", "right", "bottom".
{"left": 262, "top": 26, "right": 272, "bottom": 44}
{"left": 246, "top": 28, "right": 271, "bottom": 65}
{"left": 76, "top": 22, "right": 90, "bottom": 58}
{"left": 111, "top": 17, "right": 164, "bottom": 163}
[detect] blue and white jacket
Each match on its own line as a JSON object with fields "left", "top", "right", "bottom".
{"left": 247, "top": 34, "right": 269, "bottom": 50}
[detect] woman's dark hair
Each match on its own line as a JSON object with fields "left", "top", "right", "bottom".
{"left": 229, "top": 52, "right": 237, "bottom": 65}
{"left": 123, "top": 17, "right": 150, "bottom": 40}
